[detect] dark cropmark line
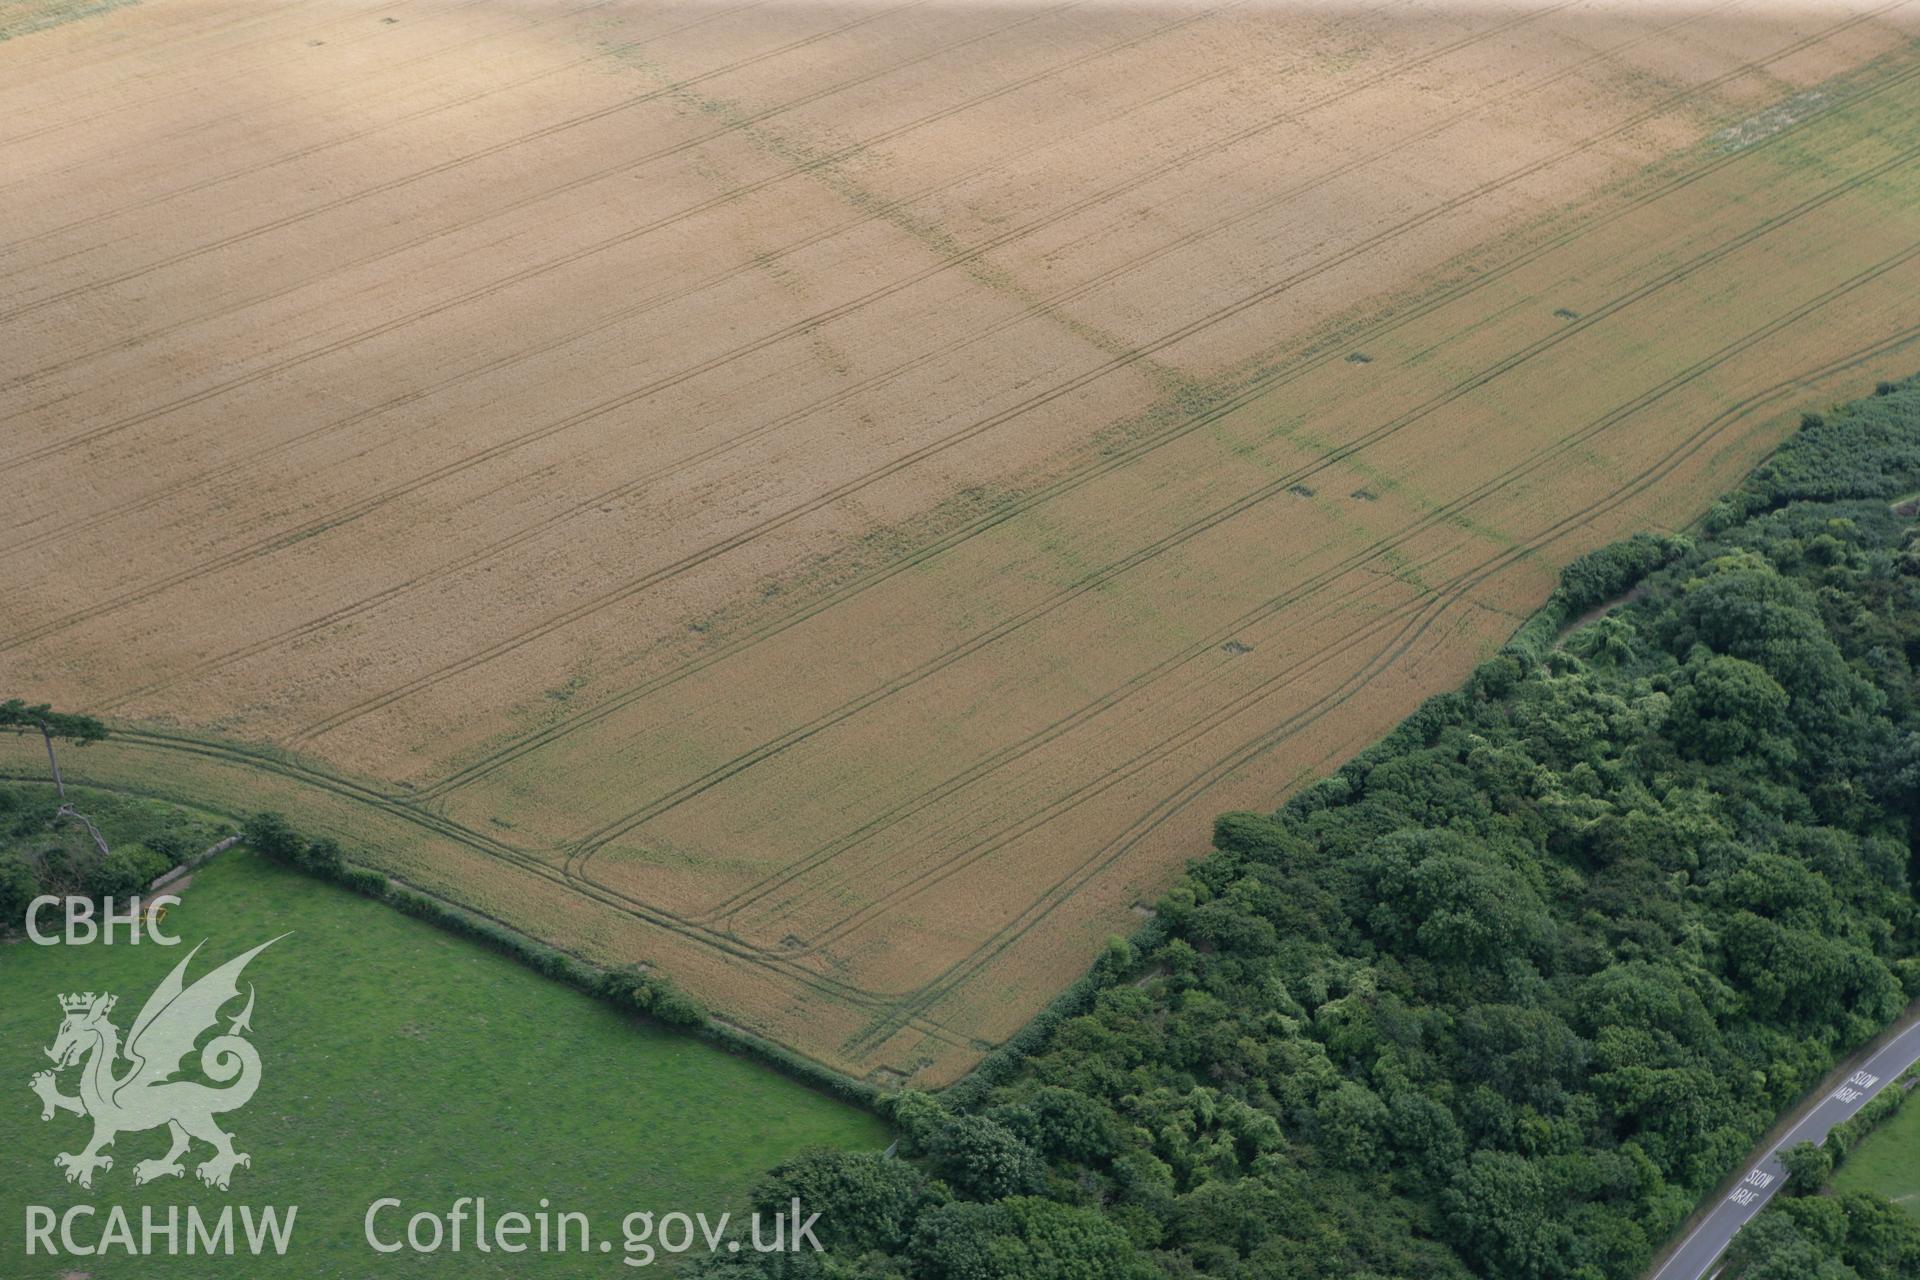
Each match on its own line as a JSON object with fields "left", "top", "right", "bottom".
{"left": 11, "top": 58, "right": 1228, "bottom": 562}
{"left": 0, "top": 0, "right": 1087, "bottom": 388}
{"left": 702, "top": 270, "right": 1893, "bottom": 936}
{"left": 71, "top": 0, "right": 1727, "bottom": 681}
{"left": 572, "top": 241, "right": 1920, "bottom": 1006}
{"left": 65, "top": 315, "right": 1904, "bottom": 1067}
{"left": 42, "top": 0, "right": 1600, "bottom": 697}
{"left": 1, "top": 0, "right": 1457, "bottom": 628}
{"left": 1, "top": 1, "right": 1460, "bottom": 436}
{"left": 541, "top": 161, "right": 1920, "bottom": 999}
{"left": 0, "top": 0, "right": 1095, "bottom": 409}
{"left": 42, "top": 260, "right": 1897, "bottom": 1079}
{"left": 0, "top": 2, "right": 1454, "bottom": 545}
{"left": 274, "top": 7, "right": 1915, "bottom": 750}
{"left": 791, "top": 239, "right": 1920, "bottom": 951}
{"left": 838, "top": 308, "right": 1920, "bottom": 1054}
{"left": 585, "top": 267, "right": 1847, "bottom": 1052}
{"left": 559, "top": 150, "right": 1920, "bottom": 893}
{"left": 0, "top": 0, "right": 709, "bottom": 244}
{"left": 40, "top": 291, "right": 1920, "bottom": 1064}
{"left": 51, "top": 311, "right": 1920, "bottom": 1054}
{"left": 74, "top": 10, "right": 1920, "bottom": 909}
{"left": 7, "top": 7, "right": 1912, "bottom": 1051}
{"left": 3, "top": 0, "right": 935, "bottom": 275}
{"left": 0, "top": 7, "right": 1195, "bottom": 558}
{"left": 849, "top": 328, "right": 1920, "bottom": 1053}
{"left": 11, "top": 0, "right": 1300, "bottom": 333}
{"left": 0, "top": 0, "right": 945, "bottom": 330}
{"left": 0, "top": 0, "right": 1253, "bottom": 450}
{"left": 3, "top": 77, "right": 1259, "bottom": 556}
{"left": 411, "top": 0, "right": 1876, "bottom": 805}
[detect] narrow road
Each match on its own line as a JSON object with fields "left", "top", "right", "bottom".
{"left": 1648, "top": 1015, "right": 1920, "bottom": 1280}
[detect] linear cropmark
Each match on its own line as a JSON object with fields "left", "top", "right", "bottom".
{"left": 6, "top": 0, "right": 1920, "bottom": 1083}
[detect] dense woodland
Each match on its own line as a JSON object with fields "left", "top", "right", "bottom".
{"left": 1718, "top": 1192, "right": 1920, "bottom": 1280}
{"left": 689, "top": 375, "right": 1920, "bottom": 1278}
{"left": 1719, "top": 1084, "right": 1920, "bottom": 1280}
{"left": 10, "top": 380, "right": 1920, "bottom": 1277}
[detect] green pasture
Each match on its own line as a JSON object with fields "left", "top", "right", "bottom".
{"left": 1834, "top": 1089, "right": 1920, "bottom": 1224}
{"left": 0, "top": 851, "right": 886, "bottom": 1276}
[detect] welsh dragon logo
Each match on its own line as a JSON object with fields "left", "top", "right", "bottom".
{"left": 28, "top": 937, "right": 283, "bottom": 1191}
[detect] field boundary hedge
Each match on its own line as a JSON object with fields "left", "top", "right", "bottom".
{"left": 149, "top": 833, "right": 240, "bottom": 890}
{"left": 1826, "top": 1065, "right": 1920, "bottom": 1170}
{"left": 236, "top": 812, "right": 881, "bottom": 1109}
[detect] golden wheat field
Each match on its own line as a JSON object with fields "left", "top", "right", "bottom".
{"left": 5, "top": 0, "right": 1920, "bottom": 1083}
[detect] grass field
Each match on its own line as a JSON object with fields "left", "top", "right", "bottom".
{"left": 0, "top": 850, "right": 887, "bottom": 1277}
{"left": 6, "top": 0, "right": 1920, "bottom": 1084}
{"left": 1834, "top": 1091, "right": 1920, "bottom": 1224}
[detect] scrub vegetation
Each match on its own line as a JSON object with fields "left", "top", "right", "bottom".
{"left": 1831, "top": 1086, "right": 1920, "bottom": 1225}
{"left": 8, "top": 2, "right": 1920, "bottom": 1080}
{"left": 690, "top": 377, "right": 1920, "bottom": 1278}
{"left": 0, "top": 774, "right": 226, "bottom": 933}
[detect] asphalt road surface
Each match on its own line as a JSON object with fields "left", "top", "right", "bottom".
{"left": 1648, "top": 1017, "right": 1920, "bottom": 1280}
